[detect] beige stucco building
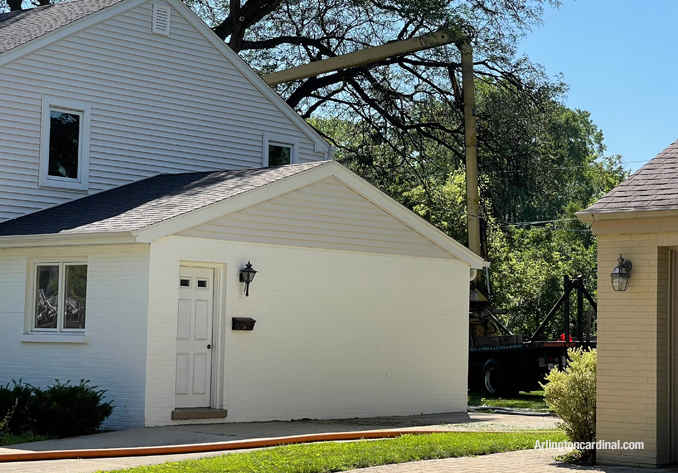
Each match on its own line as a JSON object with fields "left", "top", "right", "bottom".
{"left": 577, "top": 140, "right": 678, "bottom": 466}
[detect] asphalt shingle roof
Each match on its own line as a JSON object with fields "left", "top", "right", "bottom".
{"left": 0, "top": 162, "right": 327, "bottom": 236}
{"left": 584, "top": 139, "right": 678, "bottom": 213}
{"left": 0, "top": 0, "right": 125, "bottom": 55}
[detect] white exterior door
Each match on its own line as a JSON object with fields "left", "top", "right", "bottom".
{"left": 175, "top": 267, "right": 214, "bottom": 408}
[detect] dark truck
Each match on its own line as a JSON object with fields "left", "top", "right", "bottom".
{"left": 468, "top": 275, "right": 597, "bottom": 396}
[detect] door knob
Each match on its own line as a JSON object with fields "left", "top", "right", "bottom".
{"left": 207, "top": 344, "right": 212, "bottom": 349}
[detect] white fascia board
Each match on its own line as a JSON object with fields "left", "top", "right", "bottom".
{"left": 136, "top": 161, "right": 488, "bottom": 269}
{"left": 576, "top": 206, "right": 678, "bottom": 223}
{"left": 0, "top": 0, "right": 150, "bottom": 68}
{"left": 0, "top": 231, "right": 139, "bottom": 248}
{"left": 165, "top": 0, "right": 331, "bottom": 157}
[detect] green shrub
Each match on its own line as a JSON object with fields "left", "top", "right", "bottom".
{"left": 29, "top": 380, "right": 114, "bottom": 438}
{"left": 541, "top": 348, "right": 596, "bottom": 449}
{"left": 0, "top": 379, "right": 113, "bottom": 438}
{"left": 0, "top": 380, "right": 34, "bottom": 434}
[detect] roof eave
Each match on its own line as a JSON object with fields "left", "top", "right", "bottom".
{"left": 0, "top": 231, "right": 139, "bottom": 248}
{"left": 576, "top": 205, "right": 678, "bottom": 223}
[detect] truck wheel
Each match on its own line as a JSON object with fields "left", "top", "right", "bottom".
{"left": 482, "top": 358, "right": 507, "bottom": 396}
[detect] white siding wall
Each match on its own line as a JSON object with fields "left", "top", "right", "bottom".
{"left": 0, "top": 244, "right": 150, "bottom": 430}
{"left": 179, "top": 177, "right": 454, "bottom": 259}
{"left": 146, "top": 236, "right": 468, "bottom": 426}
{"left": 0, "top": 1, "right": 326, "bottom": 222}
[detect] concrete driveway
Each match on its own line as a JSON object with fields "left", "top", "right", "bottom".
{"left": 0, "top": 412, "right": 558, "bottom": 473}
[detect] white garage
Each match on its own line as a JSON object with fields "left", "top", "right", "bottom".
{"left": 0, "top": 161, "right": 485, "bottom": 429}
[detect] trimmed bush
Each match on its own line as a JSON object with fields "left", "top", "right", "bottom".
{"left": 541, "top": 348, "right": 596, "bottom": 451}
{"left": 0, "top": 379, "right": 113, "bottom": 438}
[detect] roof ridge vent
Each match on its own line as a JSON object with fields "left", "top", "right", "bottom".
{"left": 152, "top": 4, "right": 171, "bottom": 36}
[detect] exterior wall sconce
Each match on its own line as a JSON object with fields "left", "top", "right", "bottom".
{"left": 239, "top": 261, "right": 257, "bottom": 296}
{"left": 610, "top": 255, "right": 632, "bottom": 292}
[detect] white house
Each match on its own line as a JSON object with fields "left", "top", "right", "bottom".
{"left": 0, "top": 0, "right": 486, "bottom": 429}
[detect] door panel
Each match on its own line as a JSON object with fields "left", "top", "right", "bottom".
{"left": 175, "top": 267, "right": 214, "bottom": 409}
{"left": 177, "top": 299, "right": 191, "bottom": 340}
{"left": 175, "top": 353, "right": 190, "bottom": 395}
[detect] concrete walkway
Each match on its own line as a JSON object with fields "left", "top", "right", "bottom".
{"left": 346, "top": 449, "right": 678, "bottom": 473}
{"left": 0, "top": 412, "right": 557, "bottom": 473}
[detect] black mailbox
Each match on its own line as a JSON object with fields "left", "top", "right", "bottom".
{"left": 232, "top": 317, "right": 256, "bottom": 331}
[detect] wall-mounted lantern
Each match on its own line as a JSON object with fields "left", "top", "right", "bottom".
{"left": 610, "top": 255, "right": 632, "bottom": 292}
{"left": 239, "top": 261, "right": 257, "bottom": 296}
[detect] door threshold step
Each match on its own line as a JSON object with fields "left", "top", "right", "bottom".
{"left": 172, "top": 408, "right": 228, "bottom": 420}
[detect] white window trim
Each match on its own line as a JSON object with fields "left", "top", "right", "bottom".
{"left": 26, "top": 259, "right": 88, "bottom": 335}
{"left": 263, "top": 132, "right": 299, "bottom": 167}
{"left": 21, "top": 333, "right": 88, "bottom": 344}
{"left": 39, "top": 96, "right": 91, "bottom": 191}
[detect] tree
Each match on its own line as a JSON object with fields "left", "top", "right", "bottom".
{"left": 5, "top": 0, "right": 49, "bottom": 12}
{"left": 179, "top": 0, "right": 563, "bottom": 196}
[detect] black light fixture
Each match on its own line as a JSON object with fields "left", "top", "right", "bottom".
{"left": 239, "top": 261, "right": 257, "bottom": 296}
{"left": 610, "top": 255, "right": 632, "bottom": 292}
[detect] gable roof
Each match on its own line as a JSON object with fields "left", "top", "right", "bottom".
{"left": 0, "top": 0, "right": 124, "bottom": 55}
{"left": 0, "top": 162, "right": 325, "bottom": 236}
{"left": 0, "top": 162, "right": 487, "bottom": 268}
{"left": 578, "top": 139, "right": 678, "bottom": 221}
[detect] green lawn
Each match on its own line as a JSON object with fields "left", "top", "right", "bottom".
{"left": 0, "top": 432, "right": 52, "bottom": 447}
{"left": 108, "top": 431, "right": 566, "bottom": 473}
{"left": 467, "top": 390, "right": 549, "bottom": 412}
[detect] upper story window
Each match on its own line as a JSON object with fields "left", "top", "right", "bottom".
{"left": 32, "top": 261, "right": 88, "bottom": 332}
{"left": 263, "top": 132, "right": 298, "bottom": 167}
{"left": 39, "top": 97, "right": 91, "bottom": 191}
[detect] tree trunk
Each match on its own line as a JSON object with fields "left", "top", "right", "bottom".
{"left": 8, "top": 0, "right": 23, "bottom": 11}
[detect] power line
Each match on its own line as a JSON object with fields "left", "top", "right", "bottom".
{"left": 408, "top": 200, "right": 589, "bottom": 230}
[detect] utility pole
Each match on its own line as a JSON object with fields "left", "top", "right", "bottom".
{"left": 460, "top": 42, "right": 481, "bottom": 258}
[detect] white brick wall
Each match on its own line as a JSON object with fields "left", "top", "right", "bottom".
{"left": 145, "top": 236, "right": 469, "bottom": 426}
{"left": 0, "top": 244, "right": 150, "bottom": 430}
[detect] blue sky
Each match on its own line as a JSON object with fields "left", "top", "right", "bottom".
{"left": 519, "top": 0, "right": 678, "bottom": 172}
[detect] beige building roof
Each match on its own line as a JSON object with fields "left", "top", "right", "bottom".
{"left": 582, "top": 139, "right": 678, "bottom": 215}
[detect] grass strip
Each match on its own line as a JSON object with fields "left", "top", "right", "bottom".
{"left": 109, "top": 431, "right": 566, "bottom": 473}
{"left": 0, "top": 432, "right": 52, "bottom": 447}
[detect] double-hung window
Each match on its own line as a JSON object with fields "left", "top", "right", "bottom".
{"left": 33, "top": 262, "right": 88, "bottom": 331}
{"left": 39, "top": 97, "right": 91, "bottom": 190}
{"left": 263, "top": 133, "right": 298, "bottom": 167}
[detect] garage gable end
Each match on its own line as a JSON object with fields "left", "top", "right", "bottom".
{"left": 178, "top": 177, "right": 454, "bottom": 260}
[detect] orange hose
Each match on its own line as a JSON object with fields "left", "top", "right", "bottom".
{"left": 0, "top": 429, "right": 550, "bottom": 463}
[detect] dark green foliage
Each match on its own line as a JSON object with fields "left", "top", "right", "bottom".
{"left": 0, "top": 380, "right": 34, "bottom": 434}
{"left": 0, "top": 379, "right": 113, "bottom": 438}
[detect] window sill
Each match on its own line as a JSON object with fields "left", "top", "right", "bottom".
{"left": 37, "top": 181, "right": 89, "bottom": 192}
{"left": 21, "top": 333, "right": 88, "bottom": 344}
